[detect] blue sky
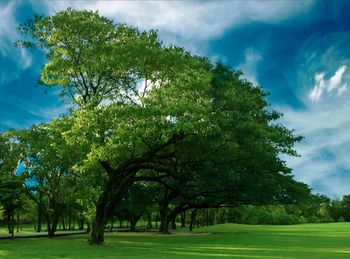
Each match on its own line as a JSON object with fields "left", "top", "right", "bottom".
{"left": 1, "top": 0, "right": 350, "bottom": 198}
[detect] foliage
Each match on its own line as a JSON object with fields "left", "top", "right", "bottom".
{"left": 16, "top": 8, "right": 165, "bottom": 108}
{"left": 0, "top": 131, "right": 26, "bottom": 235}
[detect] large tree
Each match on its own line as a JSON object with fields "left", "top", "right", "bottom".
{"left": 17, "top": 9, "right": 303, "bottom": 245}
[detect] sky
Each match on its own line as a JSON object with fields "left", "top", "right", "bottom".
{"left": 1, "top": 0, "right": 350, "bottom": 198}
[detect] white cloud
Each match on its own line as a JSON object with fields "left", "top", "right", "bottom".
{"left": 0, "top": 1, "right": 33, "bottom": 83}
{"left": 309, "top": 72, "right": 325, "bottom": 102}
{"left": 278, "top": 95, "right": 350, "bottom": 197}
{"left": 337, "top": 83, "right": 347, "bottom": 96}
{"left": 309, "top": 66, "right": 348, "bottom": 102}
{"left": 20, "top": 48, "right": 32, "bottom": 70}
{"left": 277, "top": 33, "right": 350, "bottom": 197}
{"left": 328, "top": 65, "right": 347, "bottom": 92}
{"left": 315, "top": 72, "right": 325, "bottom": 83}
{"left": 40, "top": 0, "right": 314, "bottom": 56}
{"left": 237, "top": 48, "right": 262, "bottom": 86}
{"left": 0, "top": 1, "right": 17, "bottom": 55}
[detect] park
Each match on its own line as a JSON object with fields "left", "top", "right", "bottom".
{"left": 1, "top": 3, "right": 350, "bottom": 258}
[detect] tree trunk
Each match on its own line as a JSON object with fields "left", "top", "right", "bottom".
{"left": 47, "top": 213, "right": 59, "bottom": 238}
{"left": 16, "top": 213, "right": 20, "bottom": 232}
{"left": 147, "top": 213, "right": 152, "bottom": 229}
{"left": 11, "top": 215, "right": 15, "bottom": 239}
{"left": 47, "top": 215, "right": 52, "bottom": 237}
{"left": 89, "top": 218, "right": 106, "bottom": 244}
{"left": 88, "top": 166, "right": 147, "bottom": 244}
{"left": 61, "top": 218, "right": 66, "bottom": 230}
{"left": 68, "top": 208, "right": 72, "bottom": 231}
{"left": 159, "top": 218, "right": 169, "bottom": 233}
{"left": 8, "top": 213, "right": 15, "bottom": 238}
{"left": 206, "top": 209, "right": 209, "bottom": 226}
{"left": 189, "top": 209, "right": 198, "bottom": 231}
{"left": 181, "top": 211, "right": 186, "bottom": 228}
{"left": 37, "top": 193, "right": 43, "bottom": 233}
{"left": 79, "top": 219, "right": 84, "bottom": 230}
{"left": 159, "top": 202, "right": 170, "bottom": 234}
{"left": 130, "top": 217, "right": 137, "bottom": 231}
{"left": 130, "top": 213, "right": 142, "bottom": 232}
{"left": 155, "top": 211, "right": 159, "bottom": 229}
{"left": 87, "top": 221, "right": 91, "bottom": 233}
{"left": 110, "top": 215, "right": 114, "bottom": 231}
{"left": 171, "top": 217, "right": 176, "bottom": 230}
{"left": 89, "top": 196, "right": 108, "bottom": 245}
{"left": 48, "top": 227, "right": 55, "bottom": 238}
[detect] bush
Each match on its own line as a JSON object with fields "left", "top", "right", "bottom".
{"left": 319, "top": 217, "right": 334, "bottom": 223}
{"left": 338, "top": 217, "right": 345, "bottom": 222}
{"left": 256, "top": 210, "right": 275, "bottom": 225}
{"left": 307, "top": 216, "right": 320, "bottom": 223}
{"left": 298, "top": 216, "right": 308, "bottom": 224}
{"left": 274, "top": 213, "right": 298, "bottom": 225}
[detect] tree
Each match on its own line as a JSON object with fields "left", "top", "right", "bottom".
{"left": 18, "top": 119, "right": 82, "bottom": 237}
{"left": 138, "top": 64, "right": 308, "bottom": 234}
{"left": 17, "top": 9, "right": 303, "bottom": 245}
{"left": 0, "top": 131, "right": 26, "bottom": 238}
{"left": 329, "top": 198, "right": 343, "bottom": 221}
{"left": 342, "top": 195, "right": 350, "bottom": 221}
{"left": 114, "top": 183, "right": 153, "bottom": 231}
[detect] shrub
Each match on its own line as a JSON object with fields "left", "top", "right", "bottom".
{"left": 307, "top": 216, "right": 320, "bottom": 223}
{"left": 274, "top": 213, "right": 298, "bottom": 225}
{"left": 338, "top": 217, "right": 345, "bottom": 222}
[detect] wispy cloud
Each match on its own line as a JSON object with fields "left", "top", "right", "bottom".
{"left": 42, "top": 1, "right": 314, "bottom": 40}
{"left": 38, "top": 0, "right": 314, "bottom": 57}
{"left": 309, "top": 66, "right": 347, "bottom": 102}
{"left": 237, "top": 48, "right": 262, "bottom": 86}
{"left": 337, "top": 83, "right": 347, "bottom": 96}
{"left": 0, "top": 1, "right": 17, "bottom": 55}
{"left": 328, "top": 65, "right": 347, "bottom": 92}
{"left": 272, "top": 26, "right": 350, "bottom": 197}
{"left": 309, "top": 72, "right": 325, "bottom": 102}
{"left": 0, "top": 1, "right": 33, "bottom": 84}
{"left": 279, "top": 101, "right": 350, "bottom": 197}
{"left": 279, "top": 61, "right": 350, "bottom": 197}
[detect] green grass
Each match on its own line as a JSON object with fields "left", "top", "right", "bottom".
{"left": 2, "top": 223, "right": 350, "bottom": 258}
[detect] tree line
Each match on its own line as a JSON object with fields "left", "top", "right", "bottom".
{"left": 1, "top": 8, "right": 311, "bottom": 244}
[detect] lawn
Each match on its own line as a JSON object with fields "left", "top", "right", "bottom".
{"left": 2, "top": 223, "right": 350, "bottom": 258}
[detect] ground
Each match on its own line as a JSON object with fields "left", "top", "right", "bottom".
{"left": 1, "top": 223, "right": 350, "bottom": 258}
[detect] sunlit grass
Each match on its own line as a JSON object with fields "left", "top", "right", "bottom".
{"left": 2, "top": 223, "right": 350, "bottom": 258}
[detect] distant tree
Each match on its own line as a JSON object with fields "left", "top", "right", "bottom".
{"left": 0, "top": 131, "right": 26, "bottom": 238}
{"left": 342, "top": 195, "right": 350, "bottom": 221}
{"left": 17, "top": 120, "right": 82, "bottom": 237}
{"left": 329, "top": 198, "right": 343, "bottom": 221}
{"left": 114, "top": 183, "right": 153, "bottom": 231}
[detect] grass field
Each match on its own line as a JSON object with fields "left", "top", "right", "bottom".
{"left": 2, "top": 223, "right": 350, "bottom": 258}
